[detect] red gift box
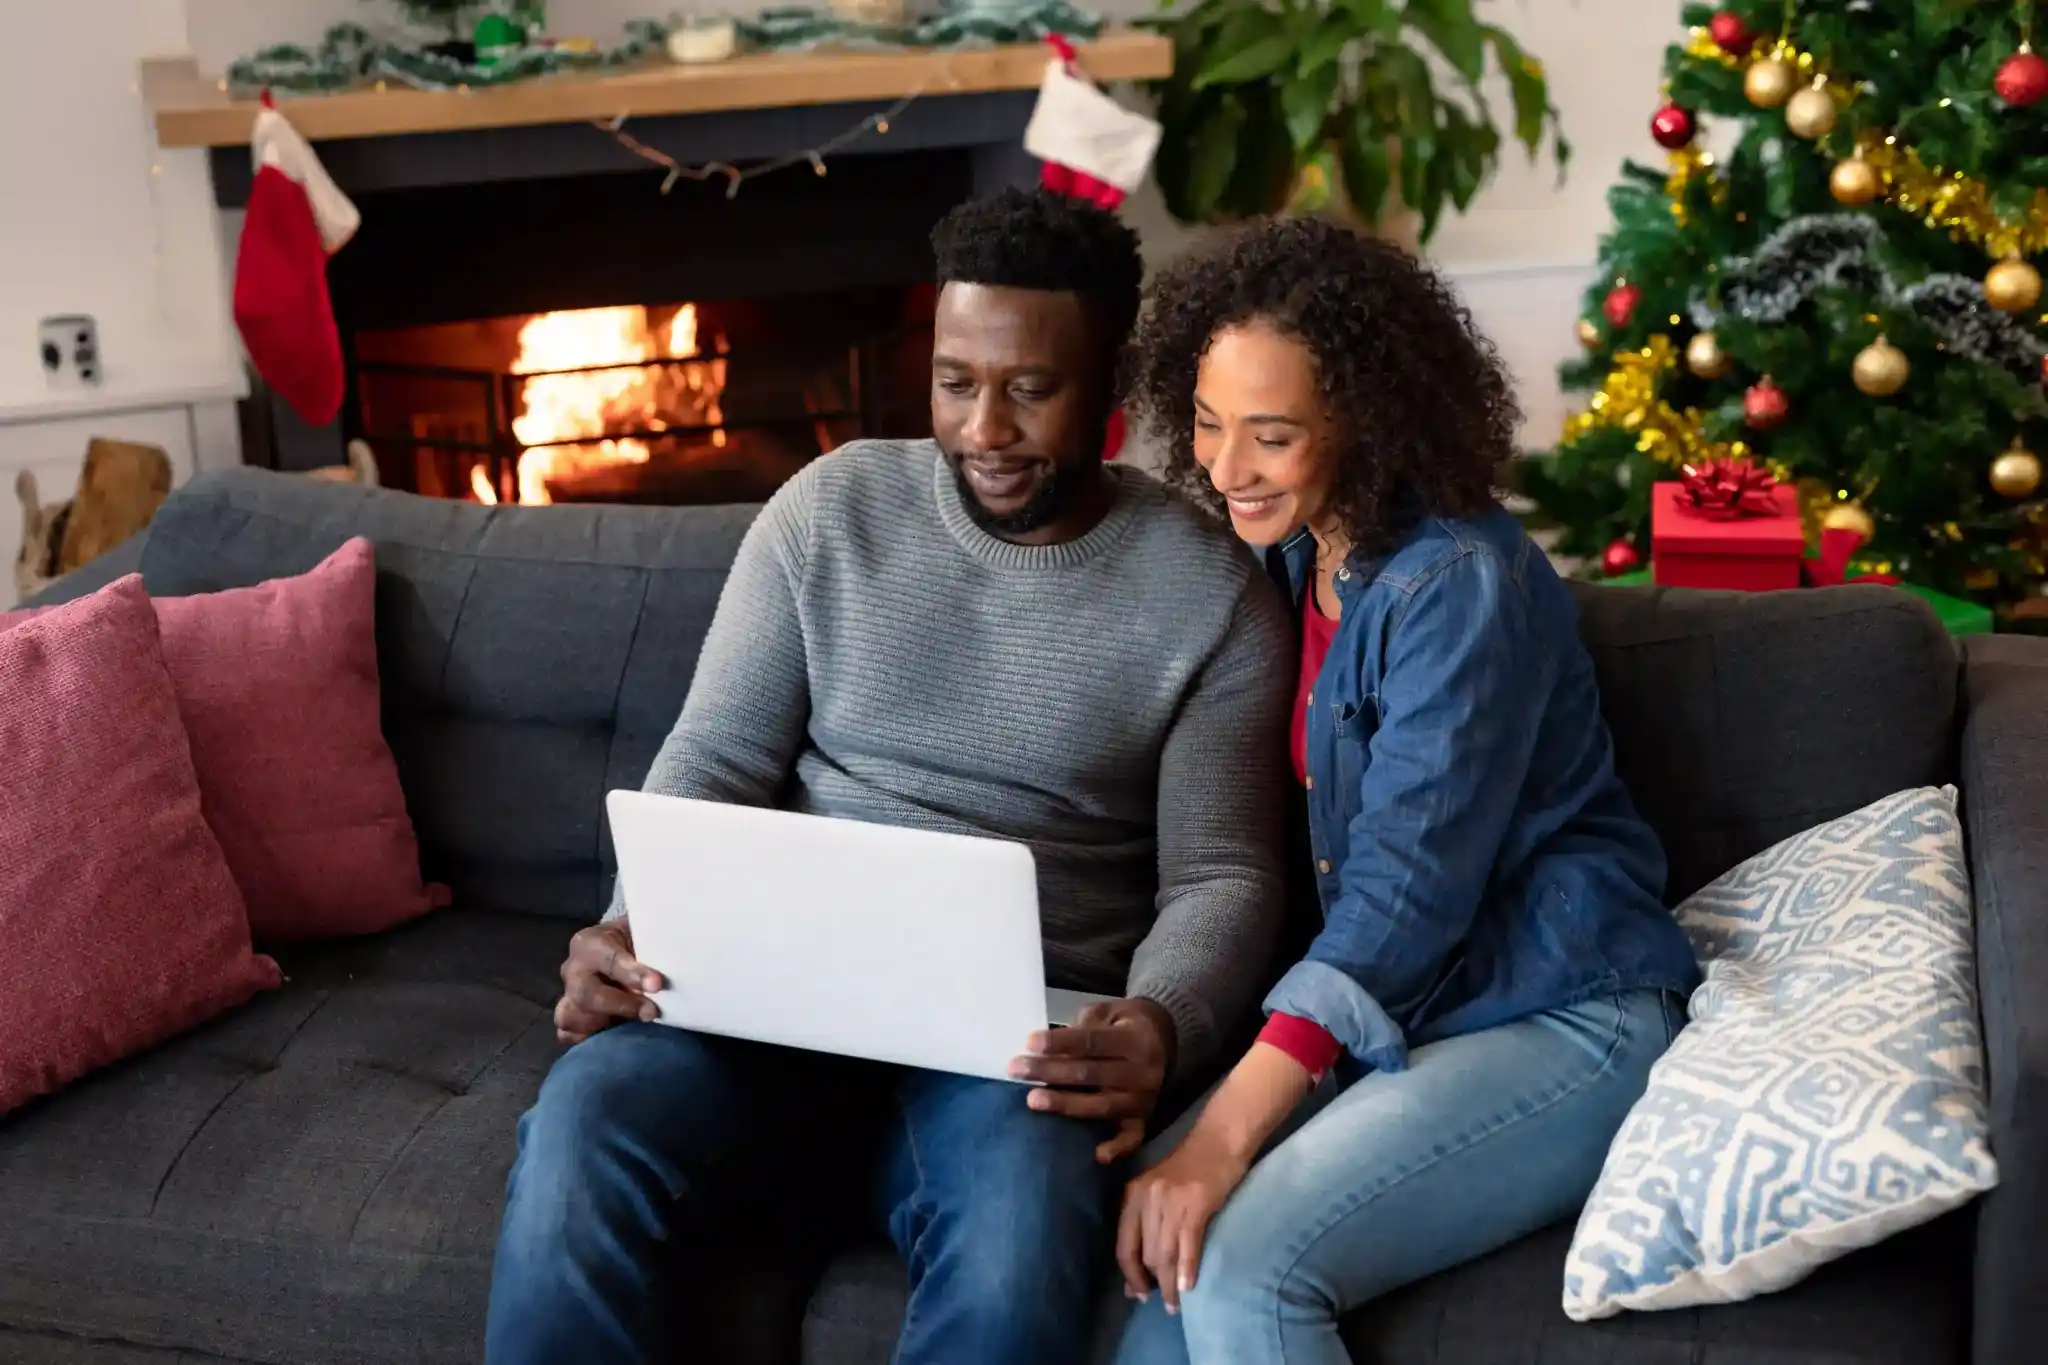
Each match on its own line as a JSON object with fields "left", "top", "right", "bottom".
{"left": 1651, "top": 480, "right": 1804, "bottom": 591}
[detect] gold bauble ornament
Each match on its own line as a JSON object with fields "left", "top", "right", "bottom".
{"left": 1745, "top": 57, "right": 1798, "bottom": 109}
{"left": 1852, "top": 337, "right": 1910, "bottom": 396}
{"left": 1986, "top": 258, "right": 2044, "bottom": 314}
{"left": 1830, "top": 157, "right": 1881, "bottom": 205}
{"left": 1576, "top": 318, "right": 1602, "bottom": 351}
{"left": 1785, "top": 85, "right": 1838, "bottom": 139}
{"left": 1823, "top": 501, "right": 1877, "bottom": 541}
{"left": 1990, "top": 441, "right": 2043, "bottom": 499}
{"left": 1686, "top": 331, "right": 1733, "bottom": 379}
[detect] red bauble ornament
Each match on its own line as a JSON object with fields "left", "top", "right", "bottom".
{"left": 1651, "top": 103, "right": 1697, "bottom": 150}
{"left": 1996, "top": 47, "right": 2048, "bottom": 108}
{"left": 1744, "top": 377, "right": 1791, "bottom": 431}
{"left": 1602, "top": 538, "right": 1641, "bottom": 577}
{"left": 1603, "top": 283, "right": 1642, "bottom": 328}
{"left": 1708, "top": 11, "right": 1755, "bottom": 54}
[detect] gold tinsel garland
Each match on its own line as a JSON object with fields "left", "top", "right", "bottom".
{"left": 1561, "top": 335, "right": 1755, "bottom": 468}
{"left": 1679, "top": 28, "right": 2048, "bottom": 259}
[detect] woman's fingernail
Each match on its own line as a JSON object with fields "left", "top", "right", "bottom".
{"left": 1179, "top": 1276, "right": 1193, "bottom": 1294}
{"left": 639, "top": 1002, "right": 657, "bottom": 1021}
{"left": 1027, "top": 1090, "right": 1049, "bottom": 1110}
{"left": 1165, "top": 1303, "right": 1179, "bottom": 1317}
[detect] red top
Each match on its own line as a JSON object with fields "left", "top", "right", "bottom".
{"left": 1267, "top": 593, "right": 1344, "bottom": 1082}
{"left": 1289, "top": 595, "right": 1340, "bottom": 786}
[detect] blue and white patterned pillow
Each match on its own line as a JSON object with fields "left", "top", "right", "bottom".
{"left": 1562, "top": 785, "right": 1997, "bottom": 1319}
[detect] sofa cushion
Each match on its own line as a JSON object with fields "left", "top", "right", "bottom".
{"left": 120, "top": 469, "right": 758, "bottom": 922}
{"left": 1568, "top": 582, "right": 1956, "bottom": 903}
{"left": 6, "top": 538, "right": 446, "bottom": 943}
{"left": 0, "top": 909, "right": 561, "bottom": 1364}
{"left": 1566, "top": 785, "right": 1994, "bottom": 1319}
{"left": 0, "top": 576, "right": 281, "bottom": 1116}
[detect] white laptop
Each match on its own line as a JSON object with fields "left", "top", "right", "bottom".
{"left": 606, "top": 789, "right": 1115, "bottom": 1082}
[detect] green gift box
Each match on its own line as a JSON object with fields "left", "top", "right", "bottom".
{"left": 1596, "top": 568, "right": 1993, "bottom": 637}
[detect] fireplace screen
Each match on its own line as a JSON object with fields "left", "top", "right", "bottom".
{"left": 350, "top": 288, "right": 934, "bottom": 506}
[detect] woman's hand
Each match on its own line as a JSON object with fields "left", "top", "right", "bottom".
{"left": 1116, "top": 1134, "right": 1253, "bottom": 1313}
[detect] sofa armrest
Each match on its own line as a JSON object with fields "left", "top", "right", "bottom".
{"left": 1960, "top": 634, "right": 2048, "bottom": 1365}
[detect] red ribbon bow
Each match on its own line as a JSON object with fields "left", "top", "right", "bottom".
{"left": 1678, "top": 458, "right": 1780, "bottom": 520}
{"left": 1804, "top": 527, "right": 1899, "bottom": 588}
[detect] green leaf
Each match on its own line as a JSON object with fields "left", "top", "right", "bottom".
{"left": 1399, "top": 126, "right": 1436, "bottom": 212}
{"left": 1339, "top": 107, "right": 1393, "bottom": 224}
{"left": 1372, "top": 44, "right": 1437, "bottom": 130}
{"left": 1402, "top": 0, "right": 1485, "bottom": 84}
{"left": 1283, "top": 58, "right": 1344, "bottom": 152}
{"left": 1297, "top": 9, "right": 1357, "bottom": 76}
{"left": 1224, "top": 83, "right": 1300, "bottom": 216}
{"left": 1183, "top": 96, "right": 1245, "bottom": 219}
{"left": 1192, "top": 9, "right": 1294, "bottom": 89}
{"left": 1483, "top": 23, "right": 1550, "bottom": 158}
{"left": 1336, "top": 0, "right": 1402, "bottom": 40}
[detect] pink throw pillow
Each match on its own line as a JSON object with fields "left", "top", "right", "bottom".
{"left": 4, "top": 539, "right": 447, "bottom": 941}
{"left": 0, "top": 577, "right": 281, "bottom": 1113}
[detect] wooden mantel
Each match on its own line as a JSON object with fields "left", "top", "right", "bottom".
{"left": 142, "top": 32, "right": 1170, "bottom": 148}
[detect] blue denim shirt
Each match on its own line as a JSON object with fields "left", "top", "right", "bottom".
{"left": 1265, "top": 507, "right": 1700, "bottom": 1073}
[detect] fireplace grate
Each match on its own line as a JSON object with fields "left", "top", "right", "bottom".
{"left": 353, "top": 342, "right": 877, "bottom": 505}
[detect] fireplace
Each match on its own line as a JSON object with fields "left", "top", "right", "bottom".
{"left": 213, "top": 86, "right": 1048, "bottom": 505}
{"left": 351, "top": 283, "right": 935, "bottom": 506}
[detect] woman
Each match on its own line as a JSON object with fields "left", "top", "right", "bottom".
{"left": 1112, "top": 218, "right": 1701, "bottom": 1365}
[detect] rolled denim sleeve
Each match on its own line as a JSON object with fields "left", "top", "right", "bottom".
{"left": 1270, "top": 546, "right": 1553, "bottom": 1072}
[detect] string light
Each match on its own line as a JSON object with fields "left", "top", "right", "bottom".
{"left": 593, "top": 66, "right": 954, "bottom": 201}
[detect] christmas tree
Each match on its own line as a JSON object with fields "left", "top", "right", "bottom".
{"left": 1520, "top": 0, "right": 2048, "bottom": 609}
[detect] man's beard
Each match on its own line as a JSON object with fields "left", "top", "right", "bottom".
{"left": 950, "top": 458, "right": 1094, "bottom": 536}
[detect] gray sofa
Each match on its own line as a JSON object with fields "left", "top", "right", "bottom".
{"left": 6, "top": 467, "right": 2044, "bottom": 1365}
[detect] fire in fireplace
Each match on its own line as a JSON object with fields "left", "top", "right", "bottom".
{"left": 351, "top": 283, "right": 935, "bottom": 506}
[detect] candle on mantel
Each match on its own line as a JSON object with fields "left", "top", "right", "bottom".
{"left": 667, "top": 18, "right": 737, "bottom": 65}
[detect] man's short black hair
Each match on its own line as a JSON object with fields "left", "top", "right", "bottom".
{"left": 930, "top": 187, "right": 1144, "bottom": 350}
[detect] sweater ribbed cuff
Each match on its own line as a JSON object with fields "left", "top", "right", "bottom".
{"left": 1131, "top": 979, "right": 1214, "bottom": 1086}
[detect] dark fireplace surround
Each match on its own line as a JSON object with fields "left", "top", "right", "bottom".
{"left": 213, "top": 90, "right": 1043, "bottom": 503}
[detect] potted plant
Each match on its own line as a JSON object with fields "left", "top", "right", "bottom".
{"left": 1147, "top": 0, "right": 1569, "bottom": 240}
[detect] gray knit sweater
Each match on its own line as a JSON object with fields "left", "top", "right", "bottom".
{"left": 608, "top": 439, "right": 1291, "bottom": 1076}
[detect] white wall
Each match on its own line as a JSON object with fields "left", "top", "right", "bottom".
{"left": 0, "top": 1, "right": 240, "bottom": 419}
{"left": 2, "top": 0, "right": 1680, "bottom": 446}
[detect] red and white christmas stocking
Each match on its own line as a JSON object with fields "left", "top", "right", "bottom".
{"left": 1025, "top": 37, "right": 1158, "bottom": 460}
{"left": 234, "top": 96, "right": 359, "bottom": 427}
{"left": 1026, "top": 35, "right": 1162, "bottom": 211}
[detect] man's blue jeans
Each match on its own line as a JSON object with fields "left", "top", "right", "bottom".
{"left": 485, "top": 1022, "right": 1118, "bottom": 1364}
{"left": 1115, "top": 988, "right": 1686, "bottom": 1365}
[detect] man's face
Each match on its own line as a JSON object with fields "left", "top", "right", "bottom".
{"left": 931, "top": 282, "right": 1109, "bottom": 535}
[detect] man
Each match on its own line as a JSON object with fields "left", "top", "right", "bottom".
{"left": 485, "top": 188, "right": 1291, "bottom": 1365}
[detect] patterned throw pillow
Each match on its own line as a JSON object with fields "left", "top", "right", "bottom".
{"left": 1562, "top": 785, "right": 1996, "bottom": 1319}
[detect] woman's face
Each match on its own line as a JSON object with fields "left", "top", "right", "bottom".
{"left": 1191, "top": 322, "right": 1337, "bottom": 547}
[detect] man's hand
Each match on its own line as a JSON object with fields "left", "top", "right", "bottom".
{"left": 554, "top": 918, "right": 665, "bottom": 1045}
{"left": 1116, "top": 1133, "right": 1251, "bottom": 1313}
{"left": 1008, "top": 998, "right": 1174, "bottom": 1164}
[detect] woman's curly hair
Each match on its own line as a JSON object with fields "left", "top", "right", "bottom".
{"left": 1126, "top": 215, "right": 1520, "bottom": 557}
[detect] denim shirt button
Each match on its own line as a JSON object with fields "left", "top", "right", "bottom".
{"left": 1338, "top": 568, "right": 1351, "bottom": 581}
{"left": 1317, "top": 859, "right": 1332, "bottom": 875}
{"left": 1304, "top": 774, "right": 1314, "bottom": 790}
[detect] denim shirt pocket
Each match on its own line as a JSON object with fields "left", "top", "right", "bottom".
{"left": 1326, "top": 694, "right": 1376, "bottom": 828}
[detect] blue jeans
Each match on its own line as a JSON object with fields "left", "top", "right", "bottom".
{"left": 1115, "top": 988, "right": 1684, "bottom": 1365}
{"left": 485, "top": 1022, "right": 1117, "bottom": 1365}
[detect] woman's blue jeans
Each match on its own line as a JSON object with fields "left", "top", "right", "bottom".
{"left": 1115, "top": 987, "right": 1685, "bottom": 1365}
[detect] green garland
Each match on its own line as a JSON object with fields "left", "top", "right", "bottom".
{"left": 226, "top": 20, "right": 664, "bottom": 94}
{"left": 739, "top": 0, "right": 1100, "bottom": 53}
{"left": 229, "top": 1, "right": 1103, "bottom": 96}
